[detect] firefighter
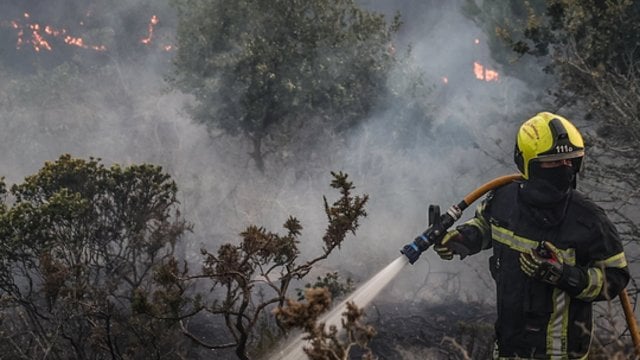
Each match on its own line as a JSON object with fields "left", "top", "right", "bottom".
{"left": 434, "top": 112, "right": 630, "bottom": 359}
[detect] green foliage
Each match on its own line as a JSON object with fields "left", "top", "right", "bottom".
{"left": 0, "top": 154, "right": 193, "bottom": 359}
{"left": 170, "top": 0, "right": 403, "bottom": 170}
{"left": 509, "top": 0, "right": 640, "bottom": 73}
{"left": 469, "top": 0, "right": 640, "bottom": 136}
{"left": 472, "top": 0, "right": 640, "bottom": 198}
{"left": 462, "top": 0, "right": 549, "bottom": 80}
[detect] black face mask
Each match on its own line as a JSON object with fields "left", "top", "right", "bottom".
{"left": 530, "top": 164, "right": 575, "bottom": 193}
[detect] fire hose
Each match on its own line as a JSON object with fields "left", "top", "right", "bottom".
{"left": 400, "top": 173, "right": 640, "bottom": 355}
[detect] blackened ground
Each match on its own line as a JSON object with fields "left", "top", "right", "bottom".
{"left": 199, "top": 299, "right": 497, "bottom": 360}
{"left": 350, "top": 299, "right": 496, "bottom": 359}
{"left": 190, "top": 298, "right": 634, "bottom": 359}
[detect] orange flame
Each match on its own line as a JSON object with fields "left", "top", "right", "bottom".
{"left": 5, "top": 12, "right": 174, "bottom": 53}
{"left": 473, "top": 61, "right": 499, "bottom": 82}
{"left": 141, "top": 15, "right": 159, "bottom": 45}
{"left": 7, "top": 12, "right": 106, "bottom": 52}
{"left": 30, "top": 23, "right": 52, "bottom": 51}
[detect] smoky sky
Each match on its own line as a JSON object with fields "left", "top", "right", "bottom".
{"left": 0, "top": 0, "right": 555, "bottom": 303}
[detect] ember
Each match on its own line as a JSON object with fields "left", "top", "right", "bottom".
{"left": 474, "top": 61, "right": 499, "bottom": 82}
{"left": 7, "top": 12, "right": 106, "bottom": 52}
{"left": 141, "top": 15, "right": 159, "bottom": 45}
{"left": 3, "top": 12, "right": 173, "bottom": 53}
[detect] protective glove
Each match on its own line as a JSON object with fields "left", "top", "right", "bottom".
{"left": 519, "top": 241, "right": 564, "bottom": 285}
{"left": 433, "top": 229, "right": 463, "bottom": 260}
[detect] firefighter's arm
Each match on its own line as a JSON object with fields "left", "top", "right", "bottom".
{"left": 520, "top": 211, "right": 630, "bottom": 301}
{"left": 555, "top": 253, "right": 629, "bottom": 301}
{"left": 434, "top": 197, "right": 493, "bottom": 260}
{"left": 568, "top": 209, "right": 631, "bottom": 301}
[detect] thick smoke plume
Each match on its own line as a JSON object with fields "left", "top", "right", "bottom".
{"left": 0, "top": 0, "right": 554, "bottom": 312}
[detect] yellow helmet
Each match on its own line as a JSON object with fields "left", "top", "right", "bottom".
{"left": 514, "top": 112, "right": 585, "bottom": 179}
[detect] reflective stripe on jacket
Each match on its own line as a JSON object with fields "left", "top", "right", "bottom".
{"left": 455, "top": 181, "right": 629, "bottom": 359}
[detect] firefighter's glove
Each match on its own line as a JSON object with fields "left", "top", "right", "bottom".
{"left": 519, "top": 241, "right": 564, "bottom": 286}
{"left": 434, "top": 229, "right": 463, "bottom": 261}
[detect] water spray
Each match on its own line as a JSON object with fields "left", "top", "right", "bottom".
{"left": 270, "top": 173, "right": 640, "bottom": 359}
{"left": 401, "top": 173, "right": 640, "bottom": 357}
{"left": 269, "top": 256, "right": 409, "bottom": 360}
{"left": 269, "top": 174, "right": 521, "bottom": 360}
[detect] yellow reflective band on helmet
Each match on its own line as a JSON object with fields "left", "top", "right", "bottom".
{"left": 594, "top": 252, "right": 627, "bottom": 269}
{"left": 546, "top": 288, "right": 570, "bottom": 358}
{"left": 515, "top": 112, "right": 585, "bottom": 179}
{"left": 576, "top": 267, "right": 604, "bottom": 301}
{"left": 491, "top": 225, "right": 576, "bottom": 265}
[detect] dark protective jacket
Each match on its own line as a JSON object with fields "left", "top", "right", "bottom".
{"left": 454, "top": 179, "right": 630, "bottom": 359}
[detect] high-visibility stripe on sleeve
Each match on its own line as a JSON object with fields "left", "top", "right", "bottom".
{"left": 467, "top": 216, "right": 490, "bottom": 235}
{"left": 576, "top": 267, "right": 604, "bottom": 301}
{"left": 594, "top": 252, "right": 627, "bottom": 269}
{"left": 473, "top": 202, "right": 491, "bottom": 231}
{"left": 465, "top": 217, "right": 491, "bottom": 247}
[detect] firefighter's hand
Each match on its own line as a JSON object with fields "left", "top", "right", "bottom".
{"left": 433, "top": 229, "right": 463, "bottom": 260}
{"left": 519, "top": 241, "right": 564, "bottom": 285}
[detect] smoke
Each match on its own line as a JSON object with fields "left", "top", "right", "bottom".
{"left": 322, "top": 0, "right": 548, "bottom": 302}
{"left": 0, "top": 0, "right": 553, "bottom": 310}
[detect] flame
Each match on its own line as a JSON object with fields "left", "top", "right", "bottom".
{"left": 141, "top": 15, "right": 159, "bottom": 45}
{"left": 473, "top": 61, "right": 499, "bottom": 82}
{"left": 4, "top": 11, "right": 174, "bottom": 53}
{"left": 485, "top": 69, "right": 499, "bottom": 81}
{"left": 140, "top": 15, "right": 175, "bottom": 51}
{"left": 7, "top": 12, "right": 106, "bottom": 52}
{"left": 10, "top": 20, "right": 24, "bottom": 49}
{"left": 29, "top": 23, "right": 52, "bottom": 52}
{"left": 471, "top": 37, "right": 499, "bottom": 82}
{"left": 442, "top": 77, "right": 448, "bottom": 84}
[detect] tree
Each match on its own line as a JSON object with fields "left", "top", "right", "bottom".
{"left": 169, "top": 172, "right": 368, "bottom": 359}
{"left": 0, "top": 155, "right": 193, "bottom": 359}
{"left": 467, "top": 0, "right": 640, "bottom": 141}
{"left": 169, "top": 0, "right": 402, "bottom": 171}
